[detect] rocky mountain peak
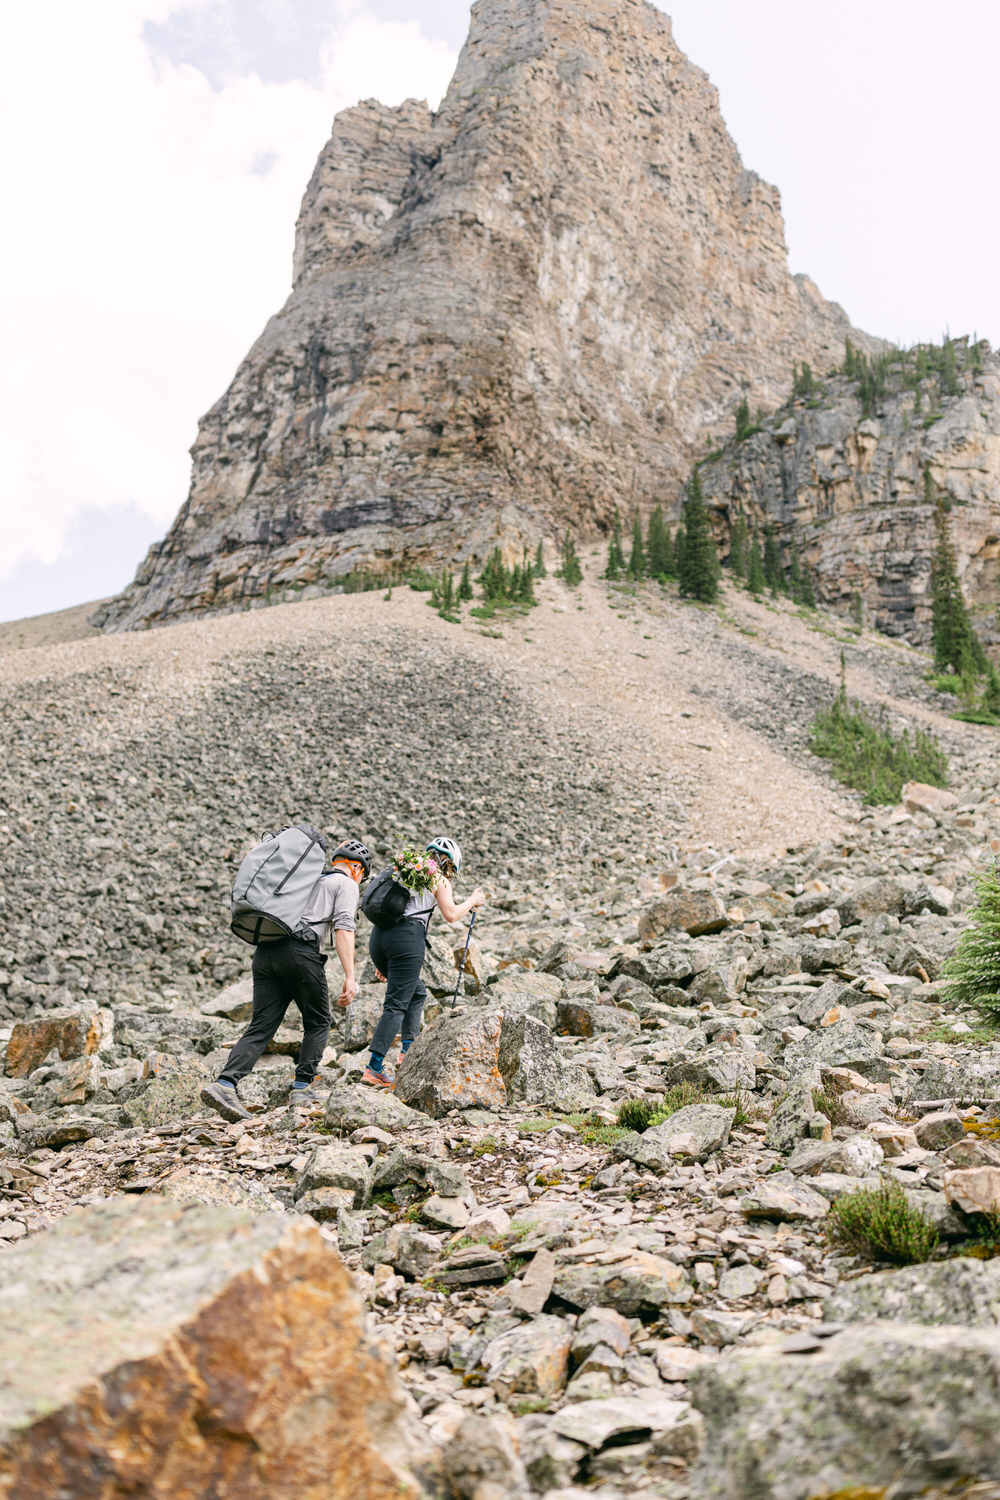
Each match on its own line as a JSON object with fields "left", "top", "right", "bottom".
{"left": 97, "top": 0, "right": 874, "bottom": 633}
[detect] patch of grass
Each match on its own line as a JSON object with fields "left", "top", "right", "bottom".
{"left": 650, "top": 1082, "right": 710, "bottom": 1122}
{"left": 925, "top": 1023, "right": 1000, "bottom": 1048}
{"left": 810, "top": 689, "right": 948, "bottom": 806}
{"left": 928, "top": 672, "right": 962, "bottom": 695}
{"left": 951, "top": 709, "right": 1000, "bottom": 726}
{"left": 570, "top": 1113, "right": 630, "bottom": 1148}
{"left": 957, "top": 1211, "right": 1000, "bottom": 1258}
{"left": 717, "top": 1089, "right": 757, "bottom": 1127}
{"left": 518, "top": 1118, "right": 559, "bottom": 1134}
{"left": 617, "top": 1098, "right": 655, "bottom": 1132}
{"left": 472, "top": 1135, "right": 501, "bottom": 1157}
{"left": 813, "top": 1087, "right": 855, "bottom": 1128}
{"left": 826, "top": 1180, "right": 939, "bottom": 1265}
{"left": 509, "top": 1396, "right": 551, "bottom": 1416}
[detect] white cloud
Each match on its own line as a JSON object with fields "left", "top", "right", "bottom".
{"left": 0, "top": 0, "right": 457, "bottom": 608}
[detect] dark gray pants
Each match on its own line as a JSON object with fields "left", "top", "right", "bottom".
{"left": 368, "top": 919, "right": 427, "bottom": 1058}
{"left": 220, "top": 937, "right": 330, "bottom": 1086}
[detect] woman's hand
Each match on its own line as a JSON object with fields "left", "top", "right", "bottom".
{"left": 374, "top": 968, "right": 386, "bottom": 982}
{"left": 468, "top": 888, "right": 486, "bottom": 910}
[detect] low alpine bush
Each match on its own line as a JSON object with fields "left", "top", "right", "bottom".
{"left": 827, "top": 1180, "right": 938, "bottom": 1265}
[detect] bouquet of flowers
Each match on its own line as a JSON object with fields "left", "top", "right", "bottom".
{"left": 392, "top": 848, "right": 443, "bottom": 894}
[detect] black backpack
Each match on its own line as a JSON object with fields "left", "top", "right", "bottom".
{"left": 360, "top": 867, "right": 410, "bottom": 929}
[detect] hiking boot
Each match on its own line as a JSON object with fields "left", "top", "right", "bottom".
{"left": 289, "top": 1084, "right": 321, "bottom": 1106}
{"left": 200, "top": 1080, "right": 251, "bottom": 1122}
{"left": 362, "top": 1066, "right": 394, "bottom": 1091}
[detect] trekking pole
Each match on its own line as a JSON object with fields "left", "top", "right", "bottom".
{"left": 451, "top": 909, "right": 477, "bottom": 1010}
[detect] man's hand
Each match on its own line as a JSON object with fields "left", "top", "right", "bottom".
{"left": 337, "top": 976, "right": 357, "bottom": 1008}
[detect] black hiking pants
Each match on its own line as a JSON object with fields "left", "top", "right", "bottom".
{"left": 368, "top": 919, "right": 428, "bottom": 1059}
{"left": 220, "top": 936, "right": 330, "bottom": 1087}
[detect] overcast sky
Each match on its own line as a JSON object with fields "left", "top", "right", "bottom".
{"left": 2, "top": 0, "right": 998, "bottom": 624}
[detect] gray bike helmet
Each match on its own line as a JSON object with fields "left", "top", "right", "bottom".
{"left": 331, "top": 840, "right": 373, "bottom": 878}
{"left": 426, "top": 836, "right": 462, "bottom": 873}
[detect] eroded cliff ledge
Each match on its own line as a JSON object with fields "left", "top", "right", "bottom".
{"left": 98, "top": 0, "right": 873, "bottom": 632}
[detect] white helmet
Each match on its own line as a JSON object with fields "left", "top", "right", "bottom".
{"left": 426, "top": 836, "right": 462, "bottom": 872}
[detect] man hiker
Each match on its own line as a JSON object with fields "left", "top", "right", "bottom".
{"left": 202, "top": 838, "right": 372, "bottom": 1122}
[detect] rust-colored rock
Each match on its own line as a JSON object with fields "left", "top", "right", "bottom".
{"left": 394, "top": 1008, "right": 506, "bottom": 1118}
{"left": 0, "top": 1196, "right": 433, "bottom": 1499}
{"left": 638, "top": 890, "right": 729, "bottom": 941}
{"left": 4, "top": 1007, "right": 112, "bottom": 1079}
{"left": 902, "top": 781, "right": 958, "bottom": 817}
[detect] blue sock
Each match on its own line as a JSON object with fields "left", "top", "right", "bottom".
{"left": 369, "top": 1052, "right": 385, "bottom": 1072}
{"left": 217, "top": 1079, "right": 236, "bottom": 1090}
{"left": 291, "top": 1080, "right": 311, "bottom": 1091}
{"left": 401, "top": 1039, "right": 413, "bottom": 1053}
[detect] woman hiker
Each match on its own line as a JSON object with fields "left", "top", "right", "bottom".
{"left": 362, "top": 836, "right": 485, "bottom": 1090}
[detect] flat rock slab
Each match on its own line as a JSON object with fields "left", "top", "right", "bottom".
{"left": 783, "top": 1021, "right": 889, "bottom": 1082}
{"left": 0, "top": 1197, "right": 429, "bottom": 1499}
{"left": 552, "top": 1392, "right": 692, "bottom": 1449}
{"left": 394, "top": 1008, "right": 506, "bottom": 1118}
{"left": 664, "top": 1046, "right": 755, "bottom": 1094}
{"left": 200, "top": 976, "right": 254, "bottom": 1022}
{"left": 118, "top": 1067, "right": 209, "bottom": 1129}
{"left": 787, "top": 1134, "right": 884, "bottom": 1177}
{"left": 152, "top": 1167, "right": 285, "bottom": 1216}
{"left": 639, "top": 890, "right": 729, "bottom": 940}
{"left": 295, "top": 1144, "right": 374, "bottom": 1208}
{"left": 689, "top": 1322, "right": 1000, "bottom": 1498}
{"left": 499, "top": 1011, "right": 596, "bottom": 1110}
{"left": 825, "top": 1258, "right": 1000, "bottom": 1327}
{"left": 553, "top": 1249, "right": 692, "bottom": 1316}
{"left": 739, "top": 1171, "right": 830, "bottom": 1222}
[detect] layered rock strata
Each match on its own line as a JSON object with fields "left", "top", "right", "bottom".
{"left": 698, "top": 342, "right": 1000, "bottom": 644}
{"left": 98, "top": 0, "right": 871, "bottom": 631}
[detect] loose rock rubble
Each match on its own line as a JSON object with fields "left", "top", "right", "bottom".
{"left": 5, "top": 590, "right": 1000, "bottom": 1495}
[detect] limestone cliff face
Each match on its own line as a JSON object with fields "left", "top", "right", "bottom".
{"left": 99, "top": 0, "right": 872, "bottom": 631}
{"left": 697, "top": 344, "right": 1000, "bottom": 646}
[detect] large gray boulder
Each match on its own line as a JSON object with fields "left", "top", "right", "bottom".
{"left": 498, "top": 1012, "right": 595, "bottom": 1111}
{"left": 764, "top": 1074, "right": 819, "bottom": 1154}
{"left": 393, "top": 1008, "right": 506, "bottom": 1117}
{"left": 664, "top": 1045, "right": 755, "bottom": 1094}
{"left": 552, "top": 1248, "right": 692, "bottom": 1316}
{"left": 825, "top": 1258, "right": 1000, "bottom": 1327}
{"left": 690, "top": 1322, "right": 1000, "bottom": 1498}
{"left": 919, "top": 1055, "right": 1000, "bottom": 1101}
{"left": 786, "top": 1134, "right": 884, "bottom": 1177}
{"left": 615, "top": 1103, "right": 735, "bottom": 1169}
{"left": 336, "top": 986, "right": 386, "bottom": 1051}
{"left": 835, "top": 876, "right": 908, "bottom": 928}
{"left": 783, "top": 1020, "right": 888, "bottom": 1081}
{"left": 323, "top": 1081, "right": 423, "bottom": 1135}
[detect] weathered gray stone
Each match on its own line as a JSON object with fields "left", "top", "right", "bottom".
{"left": 690, "top": 1307, "right": 754, "bottom": 1346}
{"left": 498, "top": 1011, "right": 595, "bottom": 1111}
{"left": 199, "top": 976, "right": 254, "bottom": 1022}
{"left": 834, "top": 877, "right": 909, "bottom": 928}
{"left": 371, "top": 1145, "right": 472, "bottom": 1203}
{"left": 420, "top": 1194, "right": 469, "bottom": 1230}
{"left": 361, "top": 1222, "right": 443, "bottom": 1278}
{"left": 914, "top": 1110, "right": 967, "bottom": 1150}
{"left": 16, "top": 1112, "right": 115, "bottom": 1149}
{"left": 516, "top": 1416, "right": 587, "bottom": 1493}
{"left": 552, "top": 1392, "right": 693, "bottom": 1449}
{"left": 323, "top": 1081, "right": 422, "bottom": 1135}
{"left": 336, "top": 986, "right": 386, "bottom": 1051}
{"left": 919, "top": 1056, "right": 1000, "bottom": 1101}
{"left": 117, "top": 1064, "right": 208, "bottom": 1128}
{"left": 825, "top": 1258, "right": 1000, "bottom": 1327}
{"left": 739, "top": 1172, "right": 830, "bottom": 1222}
{"left": 786, "top": 1134, "right": 884, "bottom": 1177}
{"left": 478, "top": 1314, "right": 573, "bottom": 1399}
{"left": 664, "top": 1046, "right": 755, "bottom": 1094}
{"left": 553, "top": 1249, "right": 692, "bottom": 1316}
{"left": 717, "top": 1264, "right": 764, "bottom": 1300}
{"left": 295, "top": 1186, "right": 355, "bottom": 1221}
{"left": 615, "top": 1104, "right": 736, "bottom": 1169}
{"left": 783, "top": 1020, "right": 888, "bottom": 1081}
{"left": 764, "top": 1075, "right": 819, "bottom": 1154}
{"left": 0, "top": 1196, "right": 431, "bottom": 1499}
{"left": 570, "top": 1305, "right": 633, "bottom": 1363}
{"left": 394, "top": 1008, "right": 505, "bottom": 1118}
{"left": 796, "top": 981, "right": 857, "bottom": 1026}
{"left": 294, "top": 1143, "right": 373, "bottom": 1209}
{"left": 509, "top": 1247, "right": 557, "bottom": 1316}
{"left": 689, "top": 1323, "right": 1000, "bottom": 1498}
{"left": 439, "top": 1412, "right": 530, "bottom": 1500}
{"left": 149, "top": 1167, "right": 285, "bottom": 1216}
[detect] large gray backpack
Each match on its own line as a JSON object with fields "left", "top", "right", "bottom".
{"left": 230, "top": 824, "right": 328, "bottom": 945}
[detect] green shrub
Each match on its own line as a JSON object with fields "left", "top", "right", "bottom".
{"left": 648, "top": 1082, "right": 709, "bottom": 1125}
{"left": 813, "top": 1088, "right": 854, "bottom": 1128}
{"left": 940, "top": 858, "right": 1000, "bottom": 1019}
{"left": 717, "top": 1089, "right": 756, "bottom": 1127}
{"left": 810, "top": 689, "right": 948, "bottom": 806}
{"left": 408, "top": 568, "right": 437, "bottom": 591}
{"left": 827, "top": 1180, "right": 938, "bottom": 1265}
{"left": 617, "top": 1098, "right": 654, "bottom": 1132}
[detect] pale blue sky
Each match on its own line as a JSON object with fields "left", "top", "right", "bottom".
{"left": 2, "top": 0, "right": 998, "bottom": 624}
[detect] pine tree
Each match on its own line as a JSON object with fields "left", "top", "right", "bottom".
{"left": 558, "top": 535, "right": 583, "bottom": 586}
{"left": 519, "top": 561, "right": 536, "bottom": 604}
{"left": 940, "top": 857, "right": 1000, "bottom": 1018}
{"left": 674, "top": 522, "right": 687, "bottom": 582}
{"left": 788, "top": 542, "right": 802, "bottom": 600}
{"left": 793, "top": 362, "right": 815, "bottom": 398}
{"left": 735, "top": 395, "right": 753, "bottom": 442}
{"left": 762, "top": 522, "right": 784, "bottom": 596}
{"left": 627, "top": 511, "right": 646, "bottom": 579}
{"left": 800, "top": 557, "right": 816, "bottom": 609}
{"left": 677, "top": 470, "right": 719, "bottom": 603}
{"left": 603, "top": 509, "right": 626, "bottom": 579}
{"left": 729, "top": 508, "right": 748, "bottom": 579}
{"left": 981, "top": 660, "right": 1000, "bottom": 719}
{"left": 646, "top": 505, "right": 672, "bottom": 579}
{"left": 441, "top": 570, "right": 455, "bottom": 615}
{"left": 929, "top": 468, "right": 986, "bottom": 676}
{"left": 534, "top": 540, "right": 546, "bottom": 578}
{"left": 942, "top": 337, "right": 959, "bottom": 397}
{"left": 842, "top": 338, "right": 858, "bottom": 379}
{"left": 458, "top": 562, "right": 473, "bottom": 601}
{"left": 747, "top": 531, "right": 765, "bottom": 596}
